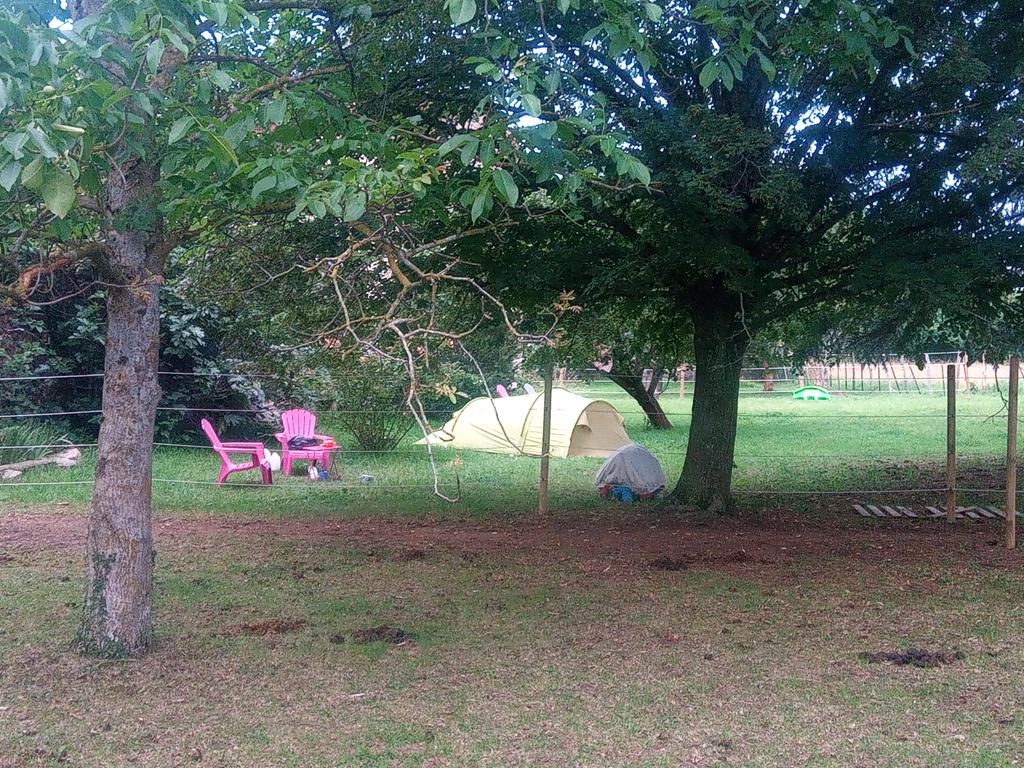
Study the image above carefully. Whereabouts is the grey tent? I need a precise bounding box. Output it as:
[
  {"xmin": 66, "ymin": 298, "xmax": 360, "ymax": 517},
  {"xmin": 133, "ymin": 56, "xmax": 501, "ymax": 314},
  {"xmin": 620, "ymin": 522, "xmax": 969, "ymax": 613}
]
[{"xmin": 594, "ymin": 443, "xmax": 667, "ymax": 498}]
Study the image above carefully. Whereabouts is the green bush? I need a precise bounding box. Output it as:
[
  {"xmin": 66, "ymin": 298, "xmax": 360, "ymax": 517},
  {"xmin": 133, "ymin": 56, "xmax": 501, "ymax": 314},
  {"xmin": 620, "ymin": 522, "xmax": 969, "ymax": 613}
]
[{"xmin": 328, "ymin": 357, "xmax": 415, "ymax": 452}]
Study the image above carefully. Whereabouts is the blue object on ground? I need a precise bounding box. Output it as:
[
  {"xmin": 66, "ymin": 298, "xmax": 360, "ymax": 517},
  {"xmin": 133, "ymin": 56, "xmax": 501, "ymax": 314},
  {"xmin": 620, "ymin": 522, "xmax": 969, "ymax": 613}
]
[{"xmin": 611, "ymin": 485, "xmax": 636, "ymax": 503}]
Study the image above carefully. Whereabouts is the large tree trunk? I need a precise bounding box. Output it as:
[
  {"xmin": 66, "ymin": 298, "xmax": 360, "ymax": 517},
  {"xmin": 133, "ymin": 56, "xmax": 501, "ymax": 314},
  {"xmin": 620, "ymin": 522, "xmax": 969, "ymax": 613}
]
[
  {"xmin": 605, "ymin": 369, "xmax": 673, "ymax": 429},
  {"xmin": 76, "ymin": 164, "xmax": 164, "ymax": 657},
  {"xmin": 671, "ymin": 294, "xmax": 749, "ymax": 512}
]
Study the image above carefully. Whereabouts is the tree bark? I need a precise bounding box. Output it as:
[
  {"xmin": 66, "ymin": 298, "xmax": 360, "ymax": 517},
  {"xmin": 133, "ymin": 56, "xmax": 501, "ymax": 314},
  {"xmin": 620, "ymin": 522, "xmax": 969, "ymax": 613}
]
[
  {"xmin": 76, "ymin": 162, "xmax": 164, "ymax": 657},
  {"xmin": 605, "ymin": 369, "xmax": 673, "ymax": 429},
  {"xmin": 671, "ymin": 293, "xmax": 749, "ymax": 512}
]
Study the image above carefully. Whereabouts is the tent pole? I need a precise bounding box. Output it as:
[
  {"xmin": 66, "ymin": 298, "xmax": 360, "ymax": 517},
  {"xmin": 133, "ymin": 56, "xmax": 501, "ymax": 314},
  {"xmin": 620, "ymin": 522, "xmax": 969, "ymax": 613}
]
[
  {"xmin": 946, "ymin": 364, "xmax": 957, "ymax": 523},
  {"xmin": 539, "ymin": 366, "xmax": 554, "ymax": 514},
  {"xmin": 1006, "ymin": 356, "xmax": 1019, "ymax": 550}
]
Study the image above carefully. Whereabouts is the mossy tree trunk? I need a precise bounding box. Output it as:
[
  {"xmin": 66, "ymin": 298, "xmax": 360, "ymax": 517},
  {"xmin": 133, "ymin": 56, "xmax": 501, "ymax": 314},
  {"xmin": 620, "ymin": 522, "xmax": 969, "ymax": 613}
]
[{"xmin": 76, "ymin": 162, "xmax": 165, "ymax": 657}]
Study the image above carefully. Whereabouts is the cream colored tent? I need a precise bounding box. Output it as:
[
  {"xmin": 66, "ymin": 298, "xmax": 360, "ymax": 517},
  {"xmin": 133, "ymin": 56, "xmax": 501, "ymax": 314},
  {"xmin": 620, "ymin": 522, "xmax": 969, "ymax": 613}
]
[{"xmin": 417, "ymin": 388, "xmax": 631, "ymax": 458}]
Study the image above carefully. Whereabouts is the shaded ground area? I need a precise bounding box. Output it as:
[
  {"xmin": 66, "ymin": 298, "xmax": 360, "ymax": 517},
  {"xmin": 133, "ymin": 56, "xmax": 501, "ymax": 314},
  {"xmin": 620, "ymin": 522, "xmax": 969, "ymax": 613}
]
[
  {"xmin": 2, "ymin": 505, "xmax": 1021, "ymax": 579},
  {"xmin": 3, "ymin": 506, "xmax": 1024, "ymax": 767}
]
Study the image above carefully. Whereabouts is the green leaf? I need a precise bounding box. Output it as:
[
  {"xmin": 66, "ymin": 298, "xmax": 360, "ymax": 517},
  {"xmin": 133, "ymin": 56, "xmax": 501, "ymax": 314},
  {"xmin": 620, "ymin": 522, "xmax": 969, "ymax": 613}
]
[
  {"xmin": 80, "ymin": 165, "xmax": 100, "ymax": 194},
  {"xmin": 629, "ymin": 158, "xmax": 651, "ymax": 186},
  {"xmin": 343, "ymin": 190, "xmax": 367, "ymax": 222},
  {"xmin": 2, "ymin": 131, "xmax": 29, "ymax": 159},
  {"xmin": 644, "ymin": 3, "xmax": 663, "ymax": 22},
  {"xmin": 492, "ymin": 168, "xmax": 518, "ymax": 206},
  {"xmin": 167, "ymin": 116, "xmax": 193, "ymax": 144},
  {"xmin": 459, "ymin": 136, "xmax": 480, "ymax": 166},
  {"xmin": 146, "ymin": 38, "xmax": 165, "ymax": 75},
  {"xmin": 265, "ymin": 97, "xmax": 287, "ymax": 125},
  {"xmin": 557, "ymin": 0, "xmax": 570, "ymax": 13},
  {"xmin": 448, "ymin": 0, "xmax": 477, "ymax": 25},
  {"xmin": 521, "ymin": 92, "xmax": 542, "ymax": 117},
  {"xmin": 20, "ymin": 157, "xmax": 44, "ymax": 190},
  {"xmin": 544, "ymin": 69, "xmax": 561, "ymax": 94},
  {"xmin": 164, "ymin": 30, "xmax": 189, "ymax": 54},
  {"xmin": 26, "ymin": 124, "xmax": 57, "ymax": 159},
  {"xmin": 251, "ymin": 174, "xmax": 277, "ymax": 199},
  {"xmin": 209, "ymin": 69, "xmax": 233, "ymax": 91},
  {"xmin": 438, "ymin": 133, "xmax": 475, "ymax": 158},
  {"xmin": 470, "ymin": 188, "xmax": 488, "ymax": 221},
  {"xmin": 534, "ymin": 121, "xmax": 557, "ymax": 140},
  {"xmin": 134, "ymin": 91, "xmax": 154, "ymax": 116},
  {"xmin": 757, "ymin": 51, "xmax": 776, "ymax": 81},
  {"xmin": 0, "ymin": 161, "xmax": 20, "ymax": 192},
  {"xmin": 699, "ymin": 60, "xmax": 718, "ymax": 89},
  {"xmin": 40, "ymin": 167, "xmax": 76, "ymax": 218},
  {"xmin": 720, "ymin": 61, "xmax": 734, "ymax": 90},
  {"xmin": 207, "ymin": 132, "xmax": 239, "ymax": 166},
  {"xmin": 309, "ymin": 198, "xmax": 327, "ymax": 218}
]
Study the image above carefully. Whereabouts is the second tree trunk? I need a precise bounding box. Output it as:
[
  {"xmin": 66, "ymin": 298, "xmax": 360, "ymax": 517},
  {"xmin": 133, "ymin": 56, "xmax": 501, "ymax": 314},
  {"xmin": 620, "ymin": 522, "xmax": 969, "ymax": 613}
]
[{"xmin": 672, "ymin": 295, "xmax": 749, "ymax": 512}]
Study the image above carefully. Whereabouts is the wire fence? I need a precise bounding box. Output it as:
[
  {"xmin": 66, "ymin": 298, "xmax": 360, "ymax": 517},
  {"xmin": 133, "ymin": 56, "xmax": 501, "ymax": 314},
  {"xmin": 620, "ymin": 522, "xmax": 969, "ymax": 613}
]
[{"xmin": 1, "ymin": 366, "xmax": 1023, "ymax": 522}]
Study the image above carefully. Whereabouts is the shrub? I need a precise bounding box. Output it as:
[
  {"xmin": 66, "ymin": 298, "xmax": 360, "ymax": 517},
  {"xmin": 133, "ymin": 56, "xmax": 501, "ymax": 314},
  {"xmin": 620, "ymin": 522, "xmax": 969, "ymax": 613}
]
[{"xmin": 330, "ymin": 357, "xmax": 414, "ymax": 452}]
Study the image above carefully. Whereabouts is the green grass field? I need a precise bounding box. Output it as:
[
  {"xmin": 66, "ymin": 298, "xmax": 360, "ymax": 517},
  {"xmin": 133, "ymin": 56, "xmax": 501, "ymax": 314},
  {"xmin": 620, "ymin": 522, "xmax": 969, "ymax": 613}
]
[
  {"xmin": 0, "ymin": 388, "xmax": 1013, "ymax": 518},
  {"xmin": 3, "ymin": 389, "xmax": 1023, "ymax": 767}
]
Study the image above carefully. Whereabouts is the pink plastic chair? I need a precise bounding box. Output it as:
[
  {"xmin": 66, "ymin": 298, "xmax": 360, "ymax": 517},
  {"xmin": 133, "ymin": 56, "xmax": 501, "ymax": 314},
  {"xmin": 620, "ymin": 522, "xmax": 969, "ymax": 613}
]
[
  {"xmin": 275, "ymin": 408, "xmax": 336, "ymax": 476},
  {"xmin": 200, "ymin": 419, "xmax": 272, "ymax": 486},
  {"xmin": 496, "ymin": 384, "xmax": 509, "ymax": 398}
]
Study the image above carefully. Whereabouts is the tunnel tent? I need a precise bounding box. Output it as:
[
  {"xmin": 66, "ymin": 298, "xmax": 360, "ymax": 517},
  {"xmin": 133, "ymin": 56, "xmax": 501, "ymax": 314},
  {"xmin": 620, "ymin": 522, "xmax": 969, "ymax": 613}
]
[{"xmin": 416, "ymin": 388, "xmax": 631, "ymax": 458}]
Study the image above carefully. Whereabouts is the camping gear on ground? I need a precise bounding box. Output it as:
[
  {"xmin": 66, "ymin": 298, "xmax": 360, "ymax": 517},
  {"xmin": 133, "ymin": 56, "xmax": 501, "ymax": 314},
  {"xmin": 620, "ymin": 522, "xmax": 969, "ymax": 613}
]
[
  {"xmin": 262, "ymin": 449, "xmax": 282, "ymax": 472},
  {"xmin": 595, "ymin": 443, "xmax": 666, "ymax": 500},
  {"xmin": 276, "ymin": 408, "xmax": 337, "ymax": 475},
  {"xmin": 201, "ymin": 419, "xmax": 273, "ymax": 486},
  {"xmin": 604, "ymin": 485, "xmax": 637, "ymax": 502},
  {"xmin": 417, "ymin": 388, "xmax": 631, "ymax": 457},
  {"xmin": 793, "ymin": 385, "xmax": 831, "ymax": 401},
  {"xmin": 358, "ymin": 473, "xmax": 375, "ymax": 484}
]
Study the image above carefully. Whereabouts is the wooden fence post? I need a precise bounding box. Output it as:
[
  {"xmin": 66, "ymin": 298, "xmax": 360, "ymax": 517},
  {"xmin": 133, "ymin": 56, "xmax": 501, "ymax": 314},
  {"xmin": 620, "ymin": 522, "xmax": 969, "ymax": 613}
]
[
  {"xmin": 946, "ymin": 364, "xmax": 956, "ymax": 522},
  {"xmin": 539, "ymin": 365, "xmax": 554, "ymax": 514},
  {"xmin": 1006, "ymin": 356, "xmax": 1019, "ymax": 549}
]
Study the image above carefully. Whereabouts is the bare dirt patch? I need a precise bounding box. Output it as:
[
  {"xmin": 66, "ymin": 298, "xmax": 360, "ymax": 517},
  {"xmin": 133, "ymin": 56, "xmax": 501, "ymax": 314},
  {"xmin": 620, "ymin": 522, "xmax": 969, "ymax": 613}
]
[
  {"xmin": 860, "ymin": 647, "xmax": 965, "ymax": 668},
  {"xmin": 3, "ymin": 504, "xmax": 1022, "ymax": 582},
  {"xmin": 222, "ymin": 618, "xmax": 307, "ymax": 637}
]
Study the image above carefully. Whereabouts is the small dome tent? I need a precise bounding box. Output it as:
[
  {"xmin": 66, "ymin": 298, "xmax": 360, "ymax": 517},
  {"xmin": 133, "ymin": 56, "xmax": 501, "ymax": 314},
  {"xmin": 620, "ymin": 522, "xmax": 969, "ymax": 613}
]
[{"xmin": 416, "ymin": 388, "xmax": 631, "ymax": 458}]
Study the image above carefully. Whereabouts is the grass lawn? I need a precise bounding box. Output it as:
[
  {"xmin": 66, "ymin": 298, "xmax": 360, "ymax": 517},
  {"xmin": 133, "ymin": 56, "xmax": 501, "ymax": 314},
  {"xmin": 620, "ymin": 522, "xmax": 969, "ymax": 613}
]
[
  {"xmin": 0, "ymin": 389, "xmax": 1015, "ymax": 518},
  {"xmin": 2, "ymin": 510, "xmax": 1023, "ymax": 767},
  {"xmin": 2, "ymin": 389, "xmax": 1022, "ymax": 767}
]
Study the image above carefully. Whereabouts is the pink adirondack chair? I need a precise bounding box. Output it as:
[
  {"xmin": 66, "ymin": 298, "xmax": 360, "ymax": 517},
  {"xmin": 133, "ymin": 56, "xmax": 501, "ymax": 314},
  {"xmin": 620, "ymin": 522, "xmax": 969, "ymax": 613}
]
[
  {"xmin": 275, "ymin": 408, "xmax": 336, "ymax": 476},
  {"xmin": 200, "ymin": 419, "xmax": 273, "ymax": 486},
  {"xmin": 495, "ymin": 384, "xmax": 510, "ymax": 398}
]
